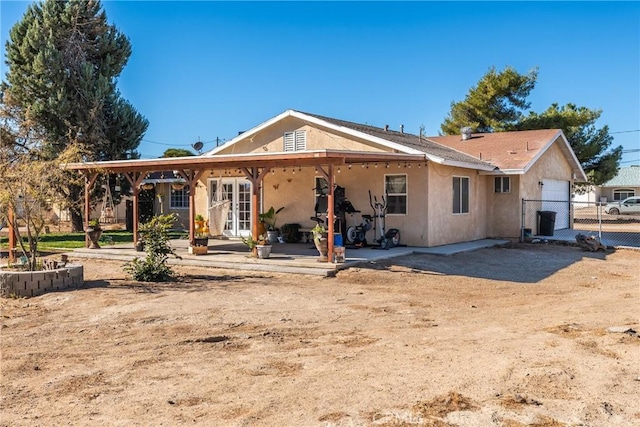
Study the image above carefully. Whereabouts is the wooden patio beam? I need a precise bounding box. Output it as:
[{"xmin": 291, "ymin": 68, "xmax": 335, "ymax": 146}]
[{"xmin": 84, "ymin": 172, "xmax": 100, "ymax": 248}]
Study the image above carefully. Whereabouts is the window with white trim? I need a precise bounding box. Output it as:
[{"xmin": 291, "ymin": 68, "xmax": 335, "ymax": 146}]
[
  {"xmin": 385, "ymin": 174, "xmax": 407, "ymax": 214},
  {"xmin": 170, "ymin": 187, "xmax": 190, "ymax": 208},
  {"xmin": 494, "ymin": 176, "xmax": 510, "ymax": 193},
  {"xmin": 453, "ymin": 176, "xmax": 470, "ymax": 214},
  {"xmin": 613, "ymin": 189, "xmax": 635, "ymax": 200},
  {"xmin": 283, "ymin": 130, "xmax": 306, "ymax": 151}
]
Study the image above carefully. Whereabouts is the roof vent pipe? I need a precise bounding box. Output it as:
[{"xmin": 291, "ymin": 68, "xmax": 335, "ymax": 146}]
[
  {"xmin": 400, "ymin": 124, "xmax": 404, "ymax": 134},
  {"xmin": 461, "ymin": 127, "xmax": 472, "ymax": 141},
  {"xmin": 384, "ymin": 124, "xmax": 389, "ymax": 131}
]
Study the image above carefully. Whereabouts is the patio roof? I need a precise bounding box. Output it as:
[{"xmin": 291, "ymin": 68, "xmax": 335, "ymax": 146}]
[{"xmin": 64, "ymin": 149, "xmax": 428, "ymax": 174}]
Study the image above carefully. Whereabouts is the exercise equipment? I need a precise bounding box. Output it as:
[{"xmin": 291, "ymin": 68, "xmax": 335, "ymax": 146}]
[
  {"xmin": 341, "ymin": 200, "xmax": 372, "ymax": 246},
  {"xmin": 369, "ymin": 190, "xmax": 400, "ymax": 249}
]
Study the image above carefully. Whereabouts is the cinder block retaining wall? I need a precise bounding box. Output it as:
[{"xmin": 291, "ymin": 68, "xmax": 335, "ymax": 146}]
[{"xmin": 0, "ymin": 265, "xmax": 84, "ymax": 298}]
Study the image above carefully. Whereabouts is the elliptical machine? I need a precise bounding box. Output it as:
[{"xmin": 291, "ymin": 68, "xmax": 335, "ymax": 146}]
[{"xmin": 369, "ymin": 190, "xmax": 400, "ymax": 249}]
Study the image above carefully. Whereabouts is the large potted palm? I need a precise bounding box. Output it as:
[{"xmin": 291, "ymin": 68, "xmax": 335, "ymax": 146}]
[{"xmin": 259, "ymin": 206, "xmax": 284, "ymax": 244}]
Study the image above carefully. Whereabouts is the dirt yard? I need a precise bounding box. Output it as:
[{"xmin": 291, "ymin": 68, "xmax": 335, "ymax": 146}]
[{"xmin": 1, "ymin": 244, "xmax": 638, "ymax": 426}]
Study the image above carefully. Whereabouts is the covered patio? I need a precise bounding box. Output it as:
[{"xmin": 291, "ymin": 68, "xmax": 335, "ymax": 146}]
[{"xmin": 52, "ymin": 150, "xmax": 427, "ymax": 265}]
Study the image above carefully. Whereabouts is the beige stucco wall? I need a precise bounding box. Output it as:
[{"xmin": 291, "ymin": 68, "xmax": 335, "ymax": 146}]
[
  {"xmin": 425, "ymin": 163, "xmax": 488, "ymax": 247},
  {"xmin": 486, "ymin": 174, "xmax": 521, "ymax": 239},
  {"xmin": 215, "ymin": 116, "xmax": 395, "ymax": 155},
  {"xmin": 193, "ymin": 164, "xmax": 432, "ymax": 246}
]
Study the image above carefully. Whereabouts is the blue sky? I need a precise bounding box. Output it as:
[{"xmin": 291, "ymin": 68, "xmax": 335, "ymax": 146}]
[{"xmin": 2, "ymin": 1, "xmax": 639, "ymax": 165}]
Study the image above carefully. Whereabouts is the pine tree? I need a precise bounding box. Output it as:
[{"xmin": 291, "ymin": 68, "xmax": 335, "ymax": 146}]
[
  {"xmin": 440, "ymin": 66, "xmax": 620, "ymax": 185},
  {"xmin": 2, "ymin": 0, "xmax": 148, "ymax": 230},
  {"xmin": 440, "ymin": 66, "xmax": 538, "ymax": 134}
]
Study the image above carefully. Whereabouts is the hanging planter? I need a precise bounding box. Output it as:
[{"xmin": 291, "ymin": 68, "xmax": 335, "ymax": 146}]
[
  {"xmin": 171, "ymin": 182, "xmax": 185, "ymax": 191},
  {"xmin": 140, "ymin": 182, "xmax": 155, "ymax": 191}
]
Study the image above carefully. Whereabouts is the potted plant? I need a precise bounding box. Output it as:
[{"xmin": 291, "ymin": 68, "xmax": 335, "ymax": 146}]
[
  {"xmin": 311, "ymin": 223, "xmax": 328, "ymax": 262},
  {"xmin": 190, "ymin": 214, "xmax": 209, "ymax": 255},
  {"xmin": 259, "ymin": 206, "xmax": 284, "ymax": 244},
  {"xmin": 241, "ymin": 233, "xmax": 271, "ymax": 258},
  {"xmin": 86, "ymin": 219, "xmax": 103, "ymax": 249},
  {"xmin": 194, "ymin": 214, "xmax": 206, "ymax": 233}
]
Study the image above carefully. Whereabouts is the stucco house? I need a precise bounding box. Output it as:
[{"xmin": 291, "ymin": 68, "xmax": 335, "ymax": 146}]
[
  {"xmin": 61, "ymin": 109, "xmax": 587, "ymax": 256},
  {"xmin": 188, "ymin": 110, "xmax": 587, "ymax": 246}
]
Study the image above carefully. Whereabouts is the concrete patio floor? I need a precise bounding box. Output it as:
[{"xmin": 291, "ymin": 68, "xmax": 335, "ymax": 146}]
[{"xmin": 70, "ymin": 238, "xmax": 511, "ymax": 277}]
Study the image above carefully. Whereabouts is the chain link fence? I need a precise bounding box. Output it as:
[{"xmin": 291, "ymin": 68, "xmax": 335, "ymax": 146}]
[{"xmin": 522, "ymin": 199, "xmax": 640, "ymax": 248}]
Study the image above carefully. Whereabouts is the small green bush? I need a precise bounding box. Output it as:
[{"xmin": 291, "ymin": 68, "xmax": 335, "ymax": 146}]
[{"xmin": 124, "ymin": 214, "xmax": 181, "ymax": 282}]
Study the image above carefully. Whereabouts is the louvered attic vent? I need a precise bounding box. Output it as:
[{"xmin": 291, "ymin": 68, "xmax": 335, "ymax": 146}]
[{"xmin": 283, "ymin": 130, "xmax": 306, "ymax": 152}]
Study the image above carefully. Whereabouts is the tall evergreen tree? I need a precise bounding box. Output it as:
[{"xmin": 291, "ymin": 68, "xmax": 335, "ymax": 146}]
[
  {"xmin": 440, "ymin": 66, "xmax": 621, "ymax": 185},
  {"xmin": 2, "ymin": 0, "xmax": 148, "ymax": 230},
  {"xmin": 441, "ymin": 66, "xmax": 538, "ymax": 134}
]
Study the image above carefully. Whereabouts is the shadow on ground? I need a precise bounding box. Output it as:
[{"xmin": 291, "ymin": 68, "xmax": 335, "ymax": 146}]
[{"xmin": 353, "ymin": 243, "xmax": 612, "ymax": 284}]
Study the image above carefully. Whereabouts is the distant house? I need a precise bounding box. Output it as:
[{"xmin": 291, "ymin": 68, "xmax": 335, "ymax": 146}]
[
  {"xmin": 598, "ymin": 166, "xmax": 640, "ymax": 202},
  {"xmin": 573, "ymin": 166, "xmax": 640, "ymax": 204}
]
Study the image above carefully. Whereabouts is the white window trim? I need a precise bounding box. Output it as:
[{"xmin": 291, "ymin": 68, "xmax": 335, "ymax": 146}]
[
  {"xmin": 613, "ymin": 188, "xmax": 635, "ymax": 200},
  {"xmin": 170, "ymin": 187, "xmax": 190, "ymax": 209},
  {"xmin": 384, "ymin": 173, "xmax": 408, "ymax": 216},
  {"xmin": 494, "ymin": 176, "xmax": 511, "ymax": 193},
  {"xmin": 453, "ymin": 175, "xmax": 470, "ymax": 215}
]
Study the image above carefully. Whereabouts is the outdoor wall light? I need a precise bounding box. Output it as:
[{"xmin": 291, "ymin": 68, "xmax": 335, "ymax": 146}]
[{"xmin": 538, "ymin": 181, "xmax": 544, "ymax": 187}]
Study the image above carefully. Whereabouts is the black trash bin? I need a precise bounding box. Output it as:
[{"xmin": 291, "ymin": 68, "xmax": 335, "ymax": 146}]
[{"xmin": 537, "ymin": 211, "xmax": 556, "ymax": 236}]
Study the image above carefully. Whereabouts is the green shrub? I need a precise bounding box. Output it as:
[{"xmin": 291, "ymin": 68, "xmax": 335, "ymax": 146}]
[{"xmin": 124, "ymin": 214, "xmax": 181, "ymax": 282}]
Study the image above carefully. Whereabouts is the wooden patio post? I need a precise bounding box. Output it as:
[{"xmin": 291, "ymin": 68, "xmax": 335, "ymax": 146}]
[
  {"xmin": 7, "ymin": 207, "xmax": 16, "ymax": 263},
  {"xmin": 84, "ymin": 172, "xmax": 100, "ymax": 248},
  {"xmin": 241, "ymin": 166, "xmax": 271, "ymax": 243},
  {"xmin": 123, "ymin": 172, "xmax": 146, "ymax": 249},
  {"xmin": 327, "ymin": 164, "xmax": 334, "ymax": 263},
  {"xmin": 173, "ymin": 169, "xmax": 205, "ymax": 246}
]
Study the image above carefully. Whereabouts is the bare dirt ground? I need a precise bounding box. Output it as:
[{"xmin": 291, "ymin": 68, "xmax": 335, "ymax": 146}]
[{"xmin": 1, "ymin": 243, "xmax": 639, "ymax": 427}]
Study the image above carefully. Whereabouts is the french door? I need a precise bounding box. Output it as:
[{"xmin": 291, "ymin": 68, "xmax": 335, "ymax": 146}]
[{"xmin": 209, "ymin": 178, "xmax": 253, "ymax": 237}]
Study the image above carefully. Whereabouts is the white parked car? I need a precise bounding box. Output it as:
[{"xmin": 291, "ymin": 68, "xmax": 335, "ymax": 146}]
[{"xmin": 604, "ymin": 196, "xmax": 640, "ymax": 215}]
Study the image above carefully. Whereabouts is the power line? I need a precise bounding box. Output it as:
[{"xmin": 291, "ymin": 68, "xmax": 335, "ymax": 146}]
[
  {"xmin": 611, "ymin": 129, "xmax": 640, "ymax": 134},
  {"xmin": 140, "ymin": 137, "xmax": 226, "ymax": 148}
]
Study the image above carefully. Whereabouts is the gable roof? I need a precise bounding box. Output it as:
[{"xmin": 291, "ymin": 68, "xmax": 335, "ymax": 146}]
[
  {"xmin": 600, "ymin": 166, "xmax": 640, "ymax": 187},
  {"xmin": 427, "ymin": 129, "xmax": 588, "ymax": 181},
  {"xmin": 205, "ymin": 110, "xmax": 495, "ymax": 171},
  {"xmin": 204, "ymin": 109, "xmax": 587, "ymax": 180}
]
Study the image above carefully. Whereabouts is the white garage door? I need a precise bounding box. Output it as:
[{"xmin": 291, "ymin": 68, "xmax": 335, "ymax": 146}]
[{"xmin": 542, "ymin": 179, "xmax": 570, "ymax": 229}]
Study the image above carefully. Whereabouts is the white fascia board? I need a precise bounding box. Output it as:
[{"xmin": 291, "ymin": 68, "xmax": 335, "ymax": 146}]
[
  {"xmin": 203, "ymin": 110, "xmax": 296, "ymax": 156},
  {"xmin": 427, "ymin": 154, "xmax": 496, "ymax": 171},
  {"xmin": 290, "ymin": 111, "xmax": 424, "ymax": 155},
  {"xmin": 479, "ymin": 169, "xmax": 525, "ymax": 175}
]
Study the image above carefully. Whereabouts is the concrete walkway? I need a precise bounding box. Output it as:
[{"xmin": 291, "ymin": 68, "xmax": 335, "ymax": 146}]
[{"xmin": 70, "ymin": 238, "xmax": 510, "ymax": 277}]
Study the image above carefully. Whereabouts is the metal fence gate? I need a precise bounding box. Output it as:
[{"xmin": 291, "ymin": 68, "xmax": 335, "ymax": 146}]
[{"xmin": 522, "ymin": 199, "xmax": 640, "ymax": 248}]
